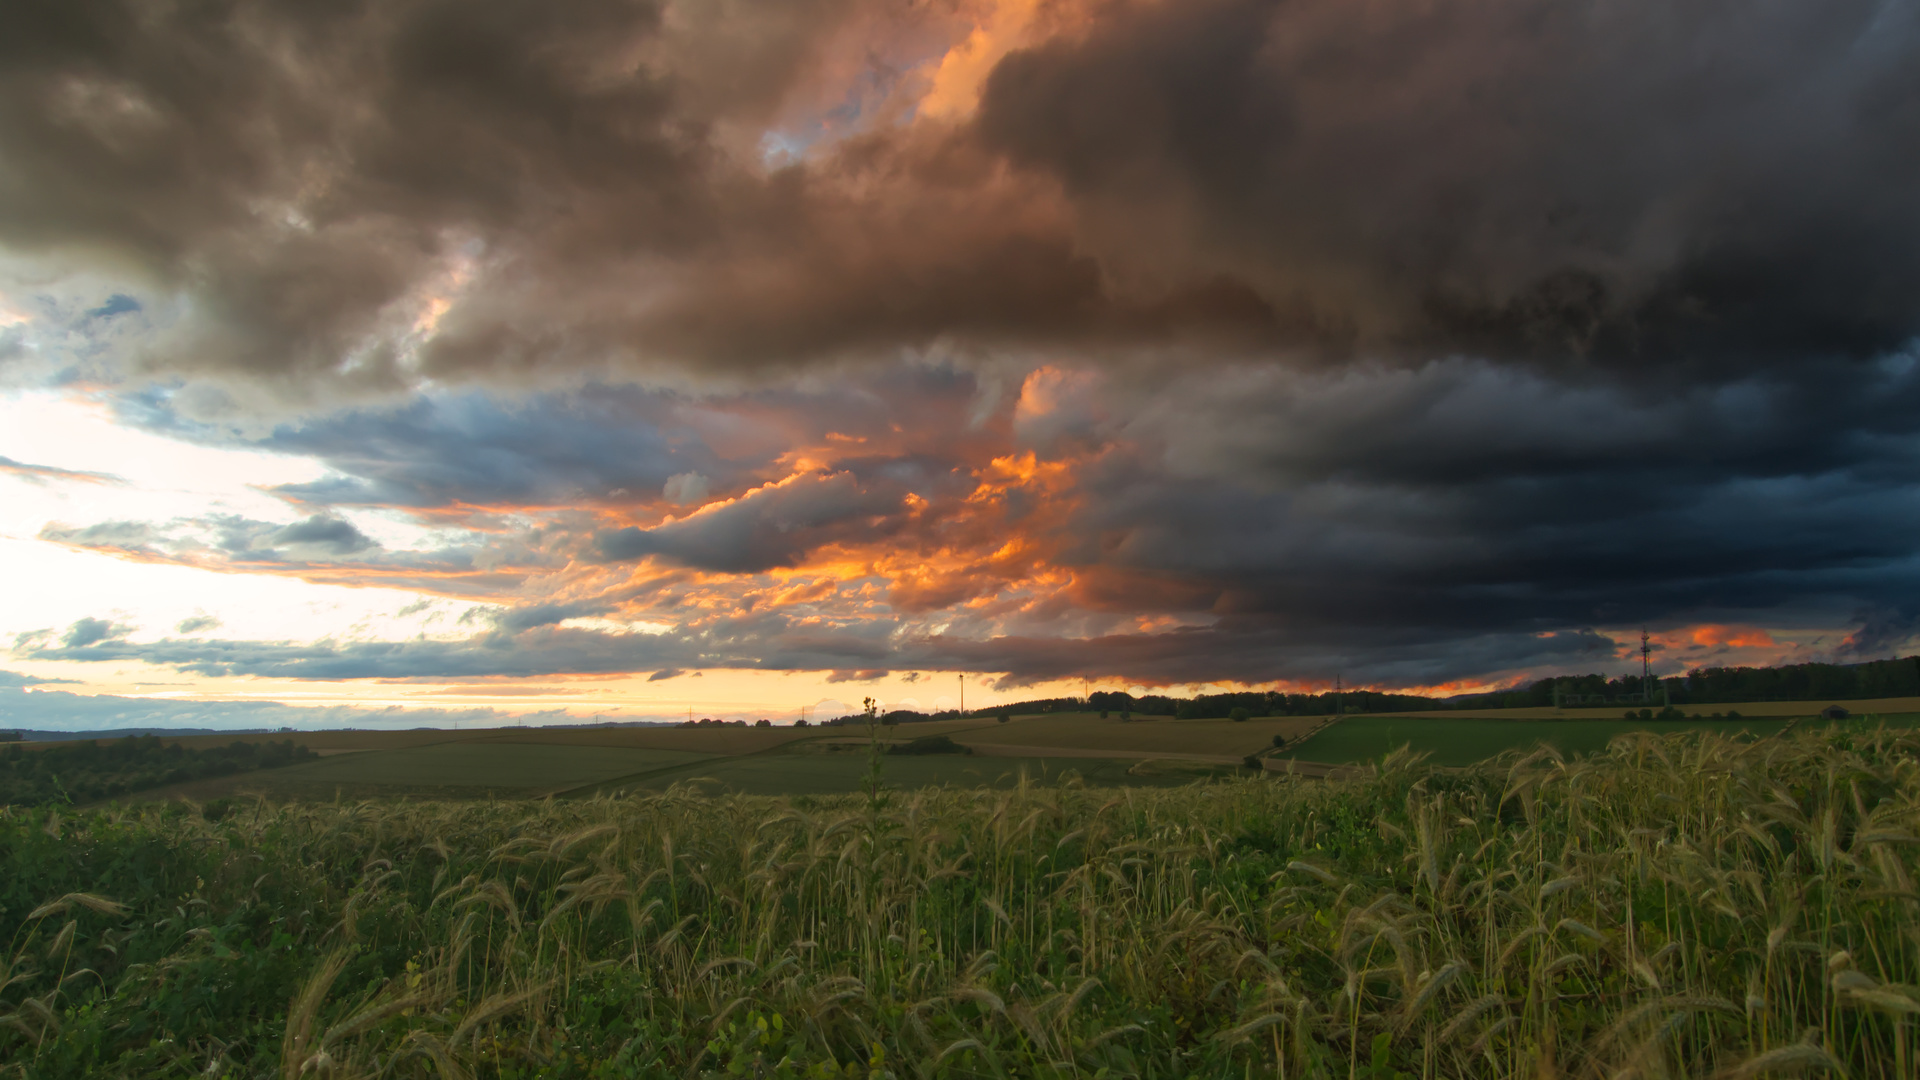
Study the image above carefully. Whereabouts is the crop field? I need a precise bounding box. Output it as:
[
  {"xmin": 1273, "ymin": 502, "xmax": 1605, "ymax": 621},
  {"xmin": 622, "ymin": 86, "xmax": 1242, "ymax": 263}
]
[
  {"xmin": 6, "ymin": 725, "xmax": 1919, "ymax": 1078},
  {"xmin": 1368, "ymin": 694, "xmax": 1920, "ymax": 721},
  {"xmin": 37, "ymin": 705, "xmax": 1917, "ymax": 805},
  {"xmin": 258, "ymin": 743, "xmax": 718, "ymax": 795},
  {"xmin": 591, "ymin": 751, "xmax": 1235, "ymax": 797},
  {"xmin": 942, "ymin": 713, "xmax": 1321, "ymax": 757},
  {"xmin": 1284, "ymin": 712, "xmax": 1920, "ymax": 766}
]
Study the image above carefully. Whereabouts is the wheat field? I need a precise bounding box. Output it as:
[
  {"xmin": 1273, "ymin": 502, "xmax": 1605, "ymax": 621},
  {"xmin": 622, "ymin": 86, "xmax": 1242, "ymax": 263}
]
[{"xmin": 3, "ymin": 725, "xmax": 1917, "ymax": 1078}]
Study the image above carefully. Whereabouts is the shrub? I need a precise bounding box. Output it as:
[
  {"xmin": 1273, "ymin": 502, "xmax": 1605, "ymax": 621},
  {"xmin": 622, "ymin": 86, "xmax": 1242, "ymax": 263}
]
[
  {"xmin": 1229, "ymin": 707, "xmax": 1250, "ymax": 722},
  {"xmin": 887, "ymin": 735, "xmax": 972, "ymax": 756},
  {"xmin": 997, "ymin": 712, "xmax": 1010, "ymax": 724},
  {"xmin": 1271, "ymin": 734, "xmax": 1287, "ymax": 748}
]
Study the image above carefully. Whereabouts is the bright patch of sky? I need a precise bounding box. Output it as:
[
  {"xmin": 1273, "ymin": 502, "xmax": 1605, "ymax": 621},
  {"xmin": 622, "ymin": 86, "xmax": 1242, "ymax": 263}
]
[{"xmin": 0, "ymin": 391, "xmax": 486, "ymax": 650}]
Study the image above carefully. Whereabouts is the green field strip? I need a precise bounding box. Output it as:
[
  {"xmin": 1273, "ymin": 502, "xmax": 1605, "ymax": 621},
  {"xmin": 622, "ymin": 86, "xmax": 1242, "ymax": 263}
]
[
  {"xmin": 1280, "ymin": 712, "xmax": 1920, "ymax": 767},
  {"xmin": 257, "ymin": 742, "xmax": 718, "ymax": 792}
]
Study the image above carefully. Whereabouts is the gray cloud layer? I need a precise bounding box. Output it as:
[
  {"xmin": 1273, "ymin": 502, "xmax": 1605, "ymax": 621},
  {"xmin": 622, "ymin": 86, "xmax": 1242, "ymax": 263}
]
[
  {"xmin": 7, "ymin": 0, "xmax": 1920, "ymax": 687},
  {"xmin": 5, "ymin": 0, "xmax": 1915, "ymax": 395}
]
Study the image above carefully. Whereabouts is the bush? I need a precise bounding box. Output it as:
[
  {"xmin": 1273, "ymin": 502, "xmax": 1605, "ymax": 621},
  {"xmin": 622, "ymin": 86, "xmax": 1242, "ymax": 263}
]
[
  {"xmin": 1229, "ymin": 707, "xmax": 1250, "ymax": 722},
  {"xmin": 1242, "ymin": 754, "xmax": 1263, "ymax": 769},
  {"xmin": 1639, "ymin": 708, "xmax": 1654, "ymax": 721},
  {"xmin": 888, "ymin": 735, "xmax": 972, "ymax": 756},
  {"xmin": 1271, "ymin": 734, "xmax": 1287, "ymax": 748},
  {"xmin": 997, "ymin": 713, "xmax": 1010, "ymax": 724}
]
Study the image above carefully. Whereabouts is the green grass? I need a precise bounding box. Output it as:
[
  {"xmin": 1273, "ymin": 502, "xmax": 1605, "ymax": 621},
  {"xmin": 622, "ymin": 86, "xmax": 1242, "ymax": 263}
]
[
  {"xmin": 6, "ymin": 726, "xmax": 1918, "ymax": 1078},
  {"xmin": 254, "ymin": 742, "xmax": 717, "ymax": 792},
  {"xmin": 595, "ymin": 749, "xmax": 1237, "ymax": 796},
  {"xmin": 1285, "ymin": 713, "xmax": 1920, "ymax": 765}
]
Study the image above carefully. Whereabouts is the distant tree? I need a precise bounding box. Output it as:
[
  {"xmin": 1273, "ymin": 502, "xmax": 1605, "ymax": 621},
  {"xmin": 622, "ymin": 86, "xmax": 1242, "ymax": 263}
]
[
  {"xmin": 795, "ymin": 718, "xmax": 810, "ymax": 727},
  {"xmin": 1242, "ymin": 754, "xmax": 1263, "ymax": 770},
  {"xmin": 1120, "ymin": 709, "xmax": 1131, "ymax": 722},
  {"xmin": 1271, "ymin": 734, "xmax": 1286, "ymax": 748},
  {"xmin": 1098, "ymin": 709, "xmax": 1109, "ymax": 719},
  {"xmin": 1639, "ymin": 708, "xmax": 1653, "ymax": 721},
  {"xmin": 1229, "ymin": 707, "xmax": 1250, "ymax": 723},
  {"xmin": 997, "ymin": 712, "xmax": 1010, "ymax": 724}
]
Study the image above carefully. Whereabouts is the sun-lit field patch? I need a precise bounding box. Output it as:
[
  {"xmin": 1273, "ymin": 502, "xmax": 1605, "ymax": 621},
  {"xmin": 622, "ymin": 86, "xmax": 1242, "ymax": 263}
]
[
  {"xmin": 1287, "ymin": 712, "xmax": 1920, "ymax": 766},
  {"xmin": 5, "ymin": 727, "xmax": 1918, "ymax": 1078}
]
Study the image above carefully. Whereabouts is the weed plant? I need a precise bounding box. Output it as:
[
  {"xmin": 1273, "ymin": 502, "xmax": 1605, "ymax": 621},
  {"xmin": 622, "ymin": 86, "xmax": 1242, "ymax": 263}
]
[{"xmin": 2, "ymin": 726, "xmax": 1918, "ymax": 1078}]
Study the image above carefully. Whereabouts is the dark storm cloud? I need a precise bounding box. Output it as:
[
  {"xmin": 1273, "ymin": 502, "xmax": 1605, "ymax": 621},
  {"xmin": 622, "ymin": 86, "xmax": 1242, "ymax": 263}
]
[
  {"xmin": 10, "ymin": 611, "xmax": 1624, "ymax": 689},
  {"xmin": 595, "ymin": 471, "xmax": 911, "ymax": 571},
  {"xmin": 110, "ymin": 370, "xmax": 981, "ymax": 512},
  {"xmin": 1034, "ymin": 354, "xmax": 1920, "ymax": 647},
  {"xmin": 10, "ymin": 0, "xmax": 1913, "ymax": 391},
  {"xmin": 976, "ymin": 0, "xmax": 1920, "ymax": 369},
  {"xmin": 9, "ymin": 0, "xmax": 1920, "ymax": 690},
  {"xmin": 121, "ymin": 388, "xmax": 711, "ymax": 509}
]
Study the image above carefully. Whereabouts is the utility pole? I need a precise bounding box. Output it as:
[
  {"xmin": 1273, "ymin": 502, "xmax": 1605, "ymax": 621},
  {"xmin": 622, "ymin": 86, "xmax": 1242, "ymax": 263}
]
[
  {"xmin": 1641, "ymin": 628, "xmax": 1653, "ymax": 698},
  {"xmin": 959, "ymin": 674, "xmax": 965, "ymax": 715}
]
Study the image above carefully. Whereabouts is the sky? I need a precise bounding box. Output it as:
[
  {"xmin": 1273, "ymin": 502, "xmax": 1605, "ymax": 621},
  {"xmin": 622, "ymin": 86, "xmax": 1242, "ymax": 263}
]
[{"xmin": 3, "ymin": 0, "xmax": 1919, "ymax": 731}]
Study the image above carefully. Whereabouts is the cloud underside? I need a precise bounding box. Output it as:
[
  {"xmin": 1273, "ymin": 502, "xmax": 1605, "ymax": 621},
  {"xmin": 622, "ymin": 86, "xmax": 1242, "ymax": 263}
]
[
  {"xmin": 2, "ymin": 0, "xmax": 1915, "ymax": 391},
  {"xmin": 22, "ymin": 621, "xmax": 1625, "ymax": 690},
  {"xmin": 6, "ymin": 0, "xmax": 1920, "ymax": 686},
  {"xmin": 23, "ymin": 350, "xmax": 1920, "ymax": 685}
]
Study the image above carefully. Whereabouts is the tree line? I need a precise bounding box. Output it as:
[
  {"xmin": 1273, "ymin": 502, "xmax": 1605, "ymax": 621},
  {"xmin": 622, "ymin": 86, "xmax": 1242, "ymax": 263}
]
[
  {"xmin": 865, "ymin": 655, "xmax": 1920, "ymax": 722},
  {"xmin": 1, "ymin": 735, "xmax": 316, "ymax": 806}
]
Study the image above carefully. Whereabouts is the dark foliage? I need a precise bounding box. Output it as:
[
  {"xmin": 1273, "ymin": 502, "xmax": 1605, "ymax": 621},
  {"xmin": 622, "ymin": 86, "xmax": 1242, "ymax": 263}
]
[
  {"xmin": 888, "ymin": 735, "xmax": 972, "ymax": 756},
  {"xmin": 0, "ymin": 737, "xmax": 315, "ymax": 806}
]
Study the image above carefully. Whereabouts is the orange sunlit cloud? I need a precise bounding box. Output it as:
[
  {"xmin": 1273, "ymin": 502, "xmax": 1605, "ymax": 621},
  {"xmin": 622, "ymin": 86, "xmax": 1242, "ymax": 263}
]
[{"xmin": 1672, "ymin": 624, "xmax": 1780, "ymax": 650}]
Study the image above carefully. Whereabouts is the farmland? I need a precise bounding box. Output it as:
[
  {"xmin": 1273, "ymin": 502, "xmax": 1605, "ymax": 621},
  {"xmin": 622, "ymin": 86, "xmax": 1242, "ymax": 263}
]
[
  {"xmin": 5, "ymin": 725, "xmax": 1918, "ymax": 1078},
  {"xmin": 34, "ymin": 703, "xmax": 1920, "ymax": 802}
]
